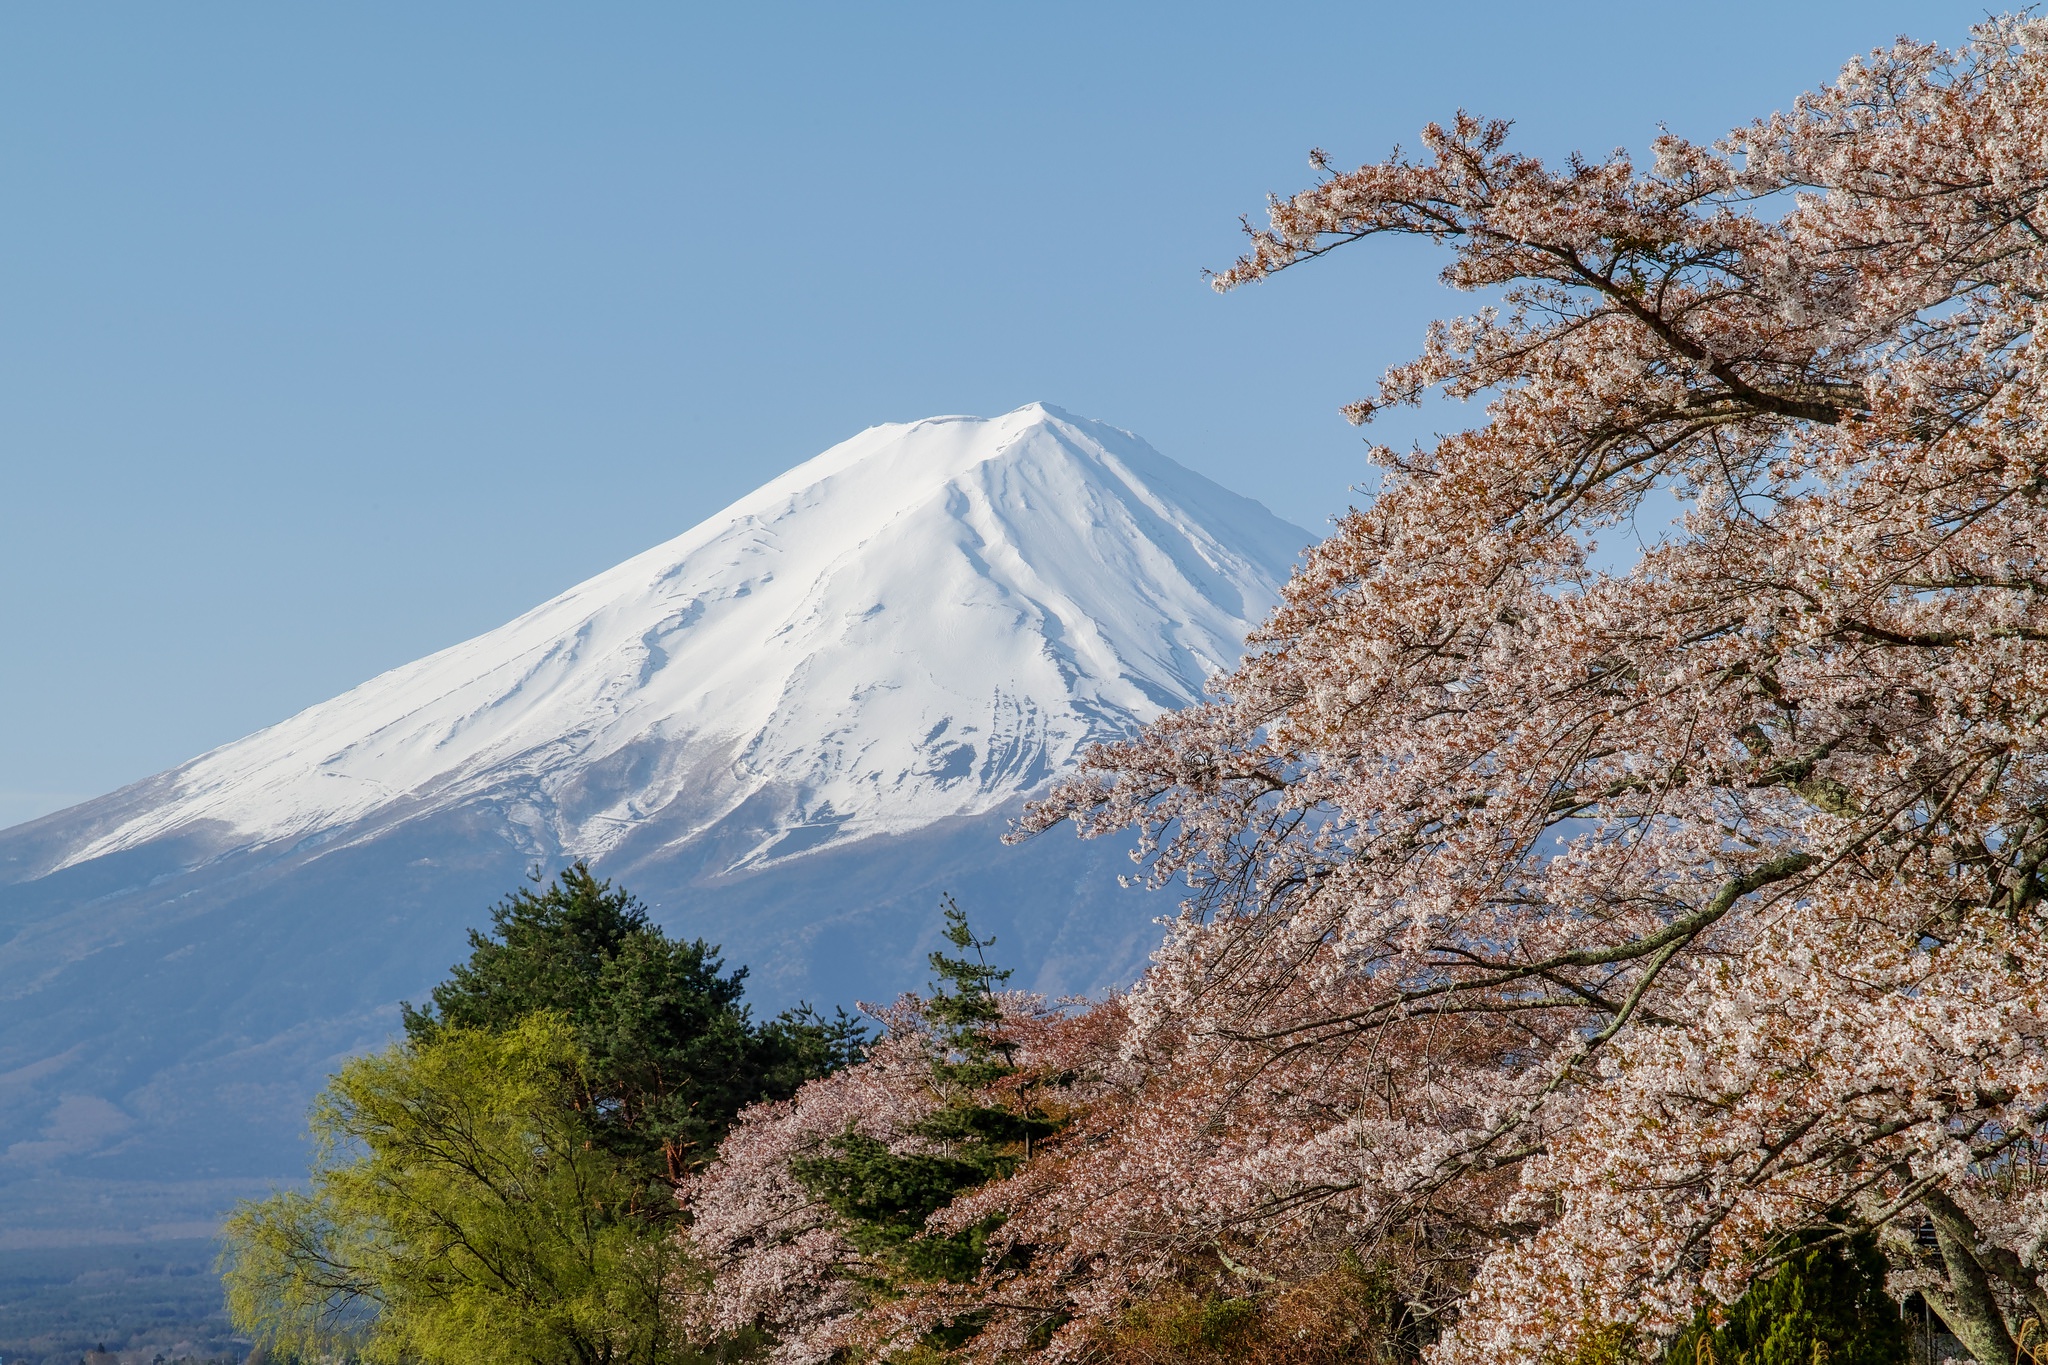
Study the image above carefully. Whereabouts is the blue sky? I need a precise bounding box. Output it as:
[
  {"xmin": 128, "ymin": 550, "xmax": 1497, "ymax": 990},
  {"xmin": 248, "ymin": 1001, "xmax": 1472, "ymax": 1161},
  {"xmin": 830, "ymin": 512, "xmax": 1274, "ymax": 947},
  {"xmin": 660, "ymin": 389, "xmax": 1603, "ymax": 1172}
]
[{"xmin": 0, "ymin": 2, "xmax": 1986, "ymax": 825}]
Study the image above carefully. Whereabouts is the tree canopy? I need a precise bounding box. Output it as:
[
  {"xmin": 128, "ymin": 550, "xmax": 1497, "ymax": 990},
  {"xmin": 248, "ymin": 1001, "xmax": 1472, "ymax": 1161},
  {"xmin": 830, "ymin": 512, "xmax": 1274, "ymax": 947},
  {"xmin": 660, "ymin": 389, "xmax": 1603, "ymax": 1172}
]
[
  {"xmin": 404, "ymin": 862, "xmax": 862, "ymax": 1190},
  {"xmin": 223, "ymin": 1015, "xmax": 678, "ymax": 1365},
  {"xmin": 681, "ymin": 903, "xmax": 1071, "ymax": 1357}
]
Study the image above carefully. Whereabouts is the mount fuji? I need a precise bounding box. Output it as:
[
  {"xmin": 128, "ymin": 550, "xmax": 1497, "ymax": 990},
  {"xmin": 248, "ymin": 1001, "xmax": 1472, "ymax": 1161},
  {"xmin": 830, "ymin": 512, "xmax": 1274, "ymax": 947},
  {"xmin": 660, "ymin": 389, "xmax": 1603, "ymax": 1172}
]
[{"xmin": 0, "ymin": 403, "xmax": 1306, "ymax": 1240}]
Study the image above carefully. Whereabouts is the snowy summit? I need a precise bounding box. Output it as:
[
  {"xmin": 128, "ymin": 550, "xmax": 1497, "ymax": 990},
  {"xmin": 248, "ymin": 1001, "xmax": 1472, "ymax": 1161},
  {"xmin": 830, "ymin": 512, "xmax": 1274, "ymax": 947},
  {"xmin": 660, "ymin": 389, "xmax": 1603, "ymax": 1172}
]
[{"xmin": 47, "ymin": 403, "xmax": 1301, "ymax": 877}]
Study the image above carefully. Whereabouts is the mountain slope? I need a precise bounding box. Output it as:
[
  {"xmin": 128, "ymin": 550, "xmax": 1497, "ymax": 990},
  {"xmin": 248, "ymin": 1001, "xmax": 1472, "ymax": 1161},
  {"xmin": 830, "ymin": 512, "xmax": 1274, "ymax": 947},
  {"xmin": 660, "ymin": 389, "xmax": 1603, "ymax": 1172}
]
[
  {"xmin": 24, "ymin": 403, "xmax": 1293, "ymax": 879},
  {"xmin": 0, "ymin": 404, "xmax": 1305, "ymax": 1239}
]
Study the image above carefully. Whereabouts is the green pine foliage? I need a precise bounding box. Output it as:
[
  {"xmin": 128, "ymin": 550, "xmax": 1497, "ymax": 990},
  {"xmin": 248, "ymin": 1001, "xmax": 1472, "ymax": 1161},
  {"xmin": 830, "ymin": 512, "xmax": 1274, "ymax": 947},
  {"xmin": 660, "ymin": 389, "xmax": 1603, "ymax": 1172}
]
[
  {"xmin": 1665, "ymin": 1235, "xmax": 1910, "ymax": 1365},
  {"xmin": 403, "ymin": 861, "xmax": 866, "ymax": 1193},
  {"xmin": 922, "ymin": 894, "xmax": 1018, "ymax": 1087},
  {"xmin": 789, "ymin": 899, "xmax": 1060, "ymax": 1296}
]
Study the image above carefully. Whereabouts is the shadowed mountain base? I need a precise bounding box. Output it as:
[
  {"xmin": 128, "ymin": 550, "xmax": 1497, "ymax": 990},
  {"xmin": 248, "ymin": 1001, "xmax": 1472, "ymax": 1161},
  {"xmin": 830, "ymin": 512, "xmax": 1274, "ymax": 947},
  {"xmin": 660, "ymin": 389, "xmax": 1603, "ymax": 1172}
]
[{"xmin": 0, "ymin": 799, "xmax": 1162, "ymax": 1241}]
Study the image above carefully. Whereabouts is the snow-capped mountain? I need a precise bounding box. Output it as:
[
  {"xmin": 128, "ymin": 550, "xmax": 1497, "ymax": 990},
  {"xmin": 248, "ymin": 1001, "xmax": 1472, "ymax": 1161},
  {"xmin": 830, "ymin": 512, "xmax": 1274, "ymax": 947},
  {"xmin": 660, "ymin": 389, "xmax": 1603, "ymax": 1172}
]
[
  {"xmin": 0, "ymin": 404, "xmax": 1306, "ymax": 1240},
  {"xmin": 35, "ymin": 404, "xmax": 1293, "ymax": 879}
]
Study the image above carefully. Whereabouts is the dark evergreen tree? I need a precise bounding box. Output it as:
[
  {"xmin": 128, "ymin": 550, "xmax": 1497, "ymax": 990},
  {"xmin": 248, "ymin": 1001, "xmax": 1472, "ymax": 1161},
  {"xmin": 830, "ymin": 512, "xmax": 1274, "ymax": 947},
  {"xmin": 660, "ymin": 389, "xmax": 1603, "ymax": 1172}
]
[
  {"xmin": 790, "ymin": 897, "xmax": 1058, "ymax": 1295},
  {"xmin": 403, "ymin": 862, "xmax": 865, "ymax": 1196},
  {"xmin": 922, "ymin": 894, "xmax": 1017, "ymax": 1085},
  {"xmin": 1666, "ymin": 1234, "xmax": 1911, "ymax": 1365}
]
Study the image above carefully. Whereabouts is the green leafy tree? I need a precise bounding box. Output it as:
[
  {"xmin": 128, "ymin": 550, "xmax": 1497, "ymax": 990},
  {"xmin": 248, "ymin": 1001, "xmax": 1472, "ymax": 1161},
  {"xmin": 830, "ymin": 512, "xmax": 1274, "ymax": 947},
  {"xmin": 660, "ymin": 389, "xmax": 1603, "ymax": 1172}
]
[
  {"xmin": 221, "ymin": 1015, "xmax": 683, "ymax": 1365},
  {"xmin": 1665, "ymin": 1235, "xmax": 1910, "ymax": 1365}
]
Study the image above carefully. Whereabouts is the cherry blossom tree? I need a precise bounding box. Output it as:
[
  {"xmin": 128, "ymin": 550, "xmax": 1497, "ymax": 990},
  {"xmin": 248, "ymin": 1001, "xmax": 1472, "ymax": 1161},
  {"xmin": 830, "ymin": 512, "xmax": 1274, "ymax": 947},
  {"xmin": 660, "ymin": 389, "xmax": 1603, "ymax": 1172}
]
[
  {"xmin": 680, "ymin": 987, "xmax": 1118, "ymax": 1359},
  {"xmin": 687, "ymin": 17, "xmax": 2048, "ymax": 1363},
  {"xmin": 678, "ymin": 1011, "xmax": 939, "ymax": 1356}
]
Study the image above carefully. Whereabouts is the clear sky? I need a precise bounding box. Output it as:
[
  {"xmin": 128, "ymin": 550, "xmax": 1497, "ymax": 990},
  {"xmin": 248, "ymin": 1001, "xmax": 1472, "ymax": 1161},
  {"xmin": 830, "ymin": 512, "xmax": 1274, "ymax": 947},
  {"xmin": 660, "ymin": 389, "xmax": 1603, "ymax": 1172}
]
[{"xmin": 0, "ymin": 2, "xmax": 1988, "ymax": 826}]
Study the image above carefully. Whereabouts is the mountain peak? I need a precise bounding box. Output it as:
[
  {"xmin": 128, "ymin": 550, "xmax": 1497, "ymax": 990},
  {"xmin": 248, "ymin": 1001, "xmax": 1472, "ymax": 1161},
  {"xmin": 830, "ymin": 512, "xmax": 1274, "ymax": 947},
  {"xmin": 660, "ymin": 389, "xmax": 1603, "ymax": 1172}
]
[
  {"xmin": 34, "ymin": 408, "xmax": 1305, "ymax": 879},
  {"xmin": 0, "ymin": 408, "xmax": 1306, "ymax": 1222}
]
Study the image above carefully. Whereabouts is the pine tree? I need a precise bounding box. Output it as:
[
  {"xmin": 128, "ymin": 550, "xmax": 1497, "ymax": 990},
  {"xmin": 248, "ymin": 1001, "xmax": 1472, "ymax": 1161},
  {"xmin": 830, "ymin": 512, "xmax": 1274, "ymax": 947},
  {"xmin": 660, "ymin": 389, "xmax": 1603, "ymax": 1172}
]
[
  {"xmin": 1666, "ymin": 1235, "xmax": 1910, "ymax": 1365},
  {"xmin": 789, "ymin": 898, "xmax": 1058, "ymax": 1292},
  {"xmin": 923, "ymin": 893, "xmax": 1016, "ymax": 1085},
  {"xmin": 403, "ymin": 861, "xmax": 865, "ymax": 1191}
]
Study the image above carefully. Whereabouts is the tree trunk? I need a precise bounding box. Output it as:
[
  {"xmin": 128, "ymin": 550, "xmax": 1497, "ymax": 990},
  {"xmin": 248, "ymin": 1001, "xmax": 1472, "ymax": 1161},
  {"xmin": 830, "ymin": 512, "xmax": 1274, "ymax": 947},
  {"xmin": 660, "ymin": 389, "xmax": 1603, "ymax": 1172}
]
[
  {"xmin": 1923, "ymin": 1188, "xmax": 2048, "ymax": 1334},
  {"xmin": 1930, "ymin": 1222, "xmax": 2019, "ymax": 1365}
]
